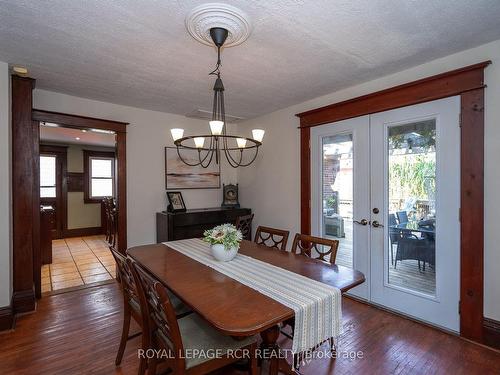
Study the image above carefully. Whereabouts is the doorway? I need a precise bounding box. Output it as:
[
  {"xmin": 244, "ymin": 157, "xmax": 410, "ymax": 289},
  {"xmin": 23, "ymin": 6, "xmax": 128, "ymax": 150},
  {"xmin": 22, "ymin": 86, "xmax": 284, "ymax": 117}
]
[
  {"xmin": 38, "ymin": 123, "xmax": 119, "ymax": 294},
  {"xmin": 311, "ymin": 97, "xmax": 460, "ymax": 332}
]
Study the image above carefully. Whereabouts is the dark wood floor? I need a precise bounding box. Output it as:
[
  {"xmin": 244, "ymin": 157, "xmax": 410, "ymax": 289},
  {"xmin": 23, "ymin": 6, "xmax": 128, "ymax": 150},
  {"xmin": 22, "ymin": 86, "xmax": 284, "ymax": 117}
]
[{"xmin": 1, "ymin": 283, "xmax": 499, "ymax": 375}]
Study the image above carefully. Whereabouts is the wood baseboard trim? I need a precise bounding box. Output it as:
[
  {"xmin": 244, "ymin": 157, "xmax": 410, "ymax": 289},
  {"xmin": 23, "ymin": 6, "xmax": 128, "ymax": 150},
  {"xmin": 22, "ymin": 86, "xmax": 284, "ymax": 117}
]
[
  {"xmin": 63, "ymin": 226, "xmax": 104, "ymax": 238},
  {"xmin": 0, "ymin": 305, "xmax": 14, "ymax": 331},
  {"xmin": 483, "ymin": 317, "xmax": 500, "ymax": 349},
  {"xmin": 12, "ymin": 289, "xmax": 36, "ymax": 314}
]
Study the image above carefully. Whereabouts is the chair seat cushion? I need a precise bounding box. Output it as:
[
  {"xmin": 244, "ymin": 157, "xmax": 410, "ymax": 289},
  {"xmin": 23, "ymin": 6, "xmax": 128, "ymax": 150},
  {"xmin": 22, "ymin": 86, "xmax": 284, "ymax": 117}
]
[
  {"xmin": 178, "ymin": 314, "xmax": 256, "ymax": 369},
  {"xmin": 168, "ymin": 290, "xmax": 191, "ymax": 316}
]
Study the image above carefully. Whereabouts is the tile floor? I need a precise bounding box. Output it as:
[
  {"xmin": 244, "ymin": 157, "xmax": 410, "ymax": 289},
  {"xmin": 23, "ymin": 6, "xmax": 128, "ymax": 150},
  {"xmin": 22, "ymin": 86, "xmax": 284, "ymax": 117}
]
[{"xmin": 41, "ymin": 235, "xmax": 116, "ymax": 293}]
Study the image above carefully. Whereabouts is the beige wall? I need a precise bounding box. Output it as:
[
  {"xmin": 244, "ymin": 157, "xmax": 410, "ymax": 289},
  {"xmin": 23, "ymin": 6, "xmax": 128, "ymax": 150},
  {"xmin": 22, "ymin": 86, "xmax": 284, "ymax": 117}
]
[
  {"xmin": 33, "ymin": 90, "xmax": 238, "ymax": 246},
  {"xmin": 65, "ymin": 144, "xmax": 114, "ymax": 229},
  {"xmin": 237, "ymin": 39, "xmax": 500, "ymax": 321},
  {"xmin": 0, "ymin": 62, "xmax": 11, "ymax": 307}
]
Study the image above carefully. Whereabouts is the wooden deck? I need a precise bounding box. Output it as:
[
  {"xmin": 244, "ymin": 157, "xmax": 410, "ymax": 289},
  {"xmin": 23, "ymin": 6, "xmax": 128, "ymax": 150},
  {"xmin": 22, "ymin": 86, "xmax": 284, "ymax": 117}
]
[
  {"xmin": 1, "ymin": 283, "xmax": 499, "ymax": 374},
  {"xmin": 330, "ymin": 221, "xmax": 436, "ymax": 296}
]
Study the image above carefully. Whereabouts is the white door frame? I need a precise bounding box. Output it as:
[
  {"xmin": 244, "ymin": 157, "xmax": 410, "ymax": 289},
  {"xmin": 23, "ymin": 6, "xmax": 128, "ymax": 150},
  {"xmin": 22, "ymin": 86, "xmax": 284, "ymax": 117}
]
[{"xmin": 311, "ymin": 116, "xmax": 371, "ymax": 300}]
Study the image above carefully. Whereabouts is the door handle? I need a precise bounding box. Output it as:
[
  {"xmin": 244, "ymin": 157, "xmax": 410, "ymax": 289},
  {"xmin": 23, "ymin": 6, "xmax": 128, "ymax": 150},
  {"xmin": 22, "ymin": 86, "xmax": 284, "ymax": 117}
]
[
  {"xmin": 372, "ymin": 220, "xmax": 384, "ymax": 228},
  {"xmin": 353, "ymin": 219, "xmax": 369, "ymax": 226}
]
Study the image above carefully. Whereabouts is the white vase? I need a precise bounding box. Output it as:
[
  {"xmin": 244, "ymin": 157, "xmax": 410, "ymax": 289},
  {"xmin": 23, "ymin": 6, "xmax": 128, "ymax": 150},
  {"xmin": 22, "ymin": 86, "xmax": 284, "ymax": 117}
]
[{"xmin": 210, "ymin": 243, "xmax": 239, "ymax": 262}]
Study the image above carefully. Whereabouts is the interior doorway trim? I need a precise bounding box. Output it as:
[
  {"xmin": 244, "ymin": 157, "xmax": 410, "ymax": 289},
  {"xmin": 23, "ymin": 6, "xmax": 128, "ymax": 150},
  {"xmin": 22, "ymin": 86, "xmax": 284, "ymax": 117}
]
[
  {"xmin": 296, "ymin": 61, "xmax": 491, "ymax": 343},
  {"xmin": 33, "ymin": 109, "xmax": 128, "ymax": 254}
]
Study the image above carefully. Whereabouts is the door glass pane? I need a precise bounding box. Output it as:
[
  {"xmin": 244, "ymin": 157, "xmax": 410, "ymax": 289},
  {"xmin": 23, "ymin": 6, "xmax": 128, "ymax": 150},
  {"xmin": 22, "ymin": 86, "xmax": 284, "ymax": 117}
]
[
  {"xmin": 40, "ymin": 155, "xmax": 55, "ymax": 186},
  {"xmin": 91, "ymin": 178, "xmax": 113, "ymax": 197},
  {"xmin": 387, "ymin": 120, "xmax": 436, "ymax": 296},
  {"xmin": 322, "ymin": 133, "xmax": 353, "ymax": 268},
  {"xmin": 40, "ymin": 187, "xmax": 56, "ymax": 198},
  {"xmin": 40, "ymin": 155, "xmax": 56, "ymax": 198}
]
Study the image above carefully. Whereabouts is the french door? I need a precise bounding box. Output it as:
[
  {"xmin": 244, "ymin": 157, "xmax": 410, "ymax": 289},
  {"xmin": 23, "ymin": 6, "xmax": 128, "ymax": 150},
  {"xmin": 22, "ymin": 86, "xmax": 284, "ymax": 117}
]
[{"xmin": 311, "ymin": 97, "xmax": 460, "ymax": 332}]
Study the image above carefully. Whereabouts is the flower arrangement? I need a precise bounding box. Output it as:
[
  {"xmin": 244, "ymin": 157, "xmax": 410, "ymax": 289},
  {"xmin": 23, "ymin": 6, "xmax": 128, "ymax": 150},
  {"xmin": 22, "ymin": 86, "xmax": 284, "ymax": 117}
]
[{"xmin": 203, "ymin": 223, "xmax": 243, "ymax": 250}]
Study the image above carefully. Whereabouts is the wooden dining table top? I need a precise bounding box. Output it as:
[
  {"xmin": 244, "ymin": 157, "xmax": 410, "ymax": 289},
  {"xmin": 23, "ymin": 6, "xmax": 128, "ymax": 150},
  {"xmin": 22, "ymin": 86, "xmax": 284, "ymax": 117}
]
[{"xmin": 127, "ymin": 240, "xmax": 365, "ymax": 337}]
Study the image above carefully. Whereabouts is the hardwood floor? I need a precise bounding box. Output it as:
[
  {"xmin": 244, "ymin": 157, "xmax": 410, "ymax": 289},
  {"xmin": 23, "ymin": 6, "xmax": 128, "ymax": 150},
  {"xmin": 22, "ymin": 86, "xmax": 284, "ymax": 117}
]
[{"xmin": 1, "ymin": 283, "xmax": 499, "ymax": 374}]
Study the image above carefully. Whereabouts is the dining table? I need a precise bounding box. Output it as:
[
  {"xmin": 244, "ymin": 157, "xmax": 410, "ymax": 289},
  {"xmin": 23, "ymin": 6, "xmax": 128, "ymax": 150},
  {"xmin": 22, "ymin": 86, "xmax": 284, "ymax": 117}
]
[{"xmin": 127, "ymin": 239, "xmax": 365, "ymax": 375}]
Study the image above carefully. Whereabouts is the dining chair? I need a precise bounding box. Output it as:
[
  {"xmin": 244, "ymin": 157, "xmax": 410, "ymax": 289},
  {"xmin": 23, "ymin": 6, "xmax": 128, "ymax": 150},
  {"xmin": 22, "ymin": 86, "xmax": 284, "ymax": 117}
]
[
  {"xmin": 109, "ymin": 248, "xmax": 145, "ymax": 371},
  {"xmin": 236, "ymin": 213, "xmax": 254, "ymax": 241},
  {"xmin": 103, "ymin": 197, "xmax": 113, "ymax": 244},
  {"xmin": 291, "ymin": 233, "xmax": 339, "ymax": 265},
  {"xmin": 130, "ymin": 261, "xmax": 258, "ymax": 375},
  {"xmin": 111, "ymin": 249, "xmax": 192, "ymax": 374},
  {"xmin": 254, "ymin": 226, "xmax": 290, "ymax": 251},
  {"xmin": 396, "ymin": 210, "xmax": 409, "ymax": 224}
]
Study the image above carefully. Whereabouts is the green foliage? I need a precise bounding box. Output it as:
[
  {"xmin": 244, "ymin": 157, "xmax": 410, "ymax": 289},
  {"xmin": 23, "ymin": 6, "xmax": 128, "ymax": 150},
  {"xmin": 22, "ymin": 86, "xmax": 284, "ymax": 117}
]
[
  {"xmin": 389, "ymin": 154, "xmax": 435, "ymax": 200},
  {"xmin": 326, "ymin": 196, "xmax": 336, "ymax": 208},
  {"xmin": 203, "ymin": 224, "xmax": 243, "ymax": 250}
]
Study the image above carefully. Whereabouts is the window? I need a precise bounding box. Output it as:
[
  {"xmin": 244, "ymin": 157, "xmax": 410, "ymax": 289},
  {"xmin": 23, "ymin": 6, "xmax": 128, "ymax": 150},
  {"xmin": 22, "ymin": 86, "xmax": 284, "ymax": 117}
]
[
  {"xmin": 40, "ymin": 155, "xmax": 56, "ymax": 198},
  {"xmin": 84, "ymin": 150, "xmax": 115, "ymax": 202}
]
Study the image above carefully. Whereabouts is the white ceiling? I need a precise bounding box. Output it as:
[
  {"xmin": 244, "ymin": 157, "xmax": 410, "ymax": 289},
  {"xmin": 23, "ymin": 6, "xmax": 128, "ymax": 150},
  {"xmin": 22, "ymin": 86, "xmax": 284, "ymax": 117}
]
[
  {"xmin": 40, "ymin": 125, "xmax": 116, "ymax": 147},
  {"xmin": 1, "ymin": 1, "xmax": 500, "ymax": 119}
]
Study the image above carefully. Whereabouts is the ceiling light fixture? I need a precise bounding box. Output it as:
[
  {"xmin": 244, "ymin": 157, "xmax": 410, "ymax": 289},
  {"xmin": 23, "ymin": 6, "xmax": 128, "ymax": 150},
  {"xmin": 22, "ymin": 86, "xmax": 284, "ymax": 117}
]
[
  {"xmin": 90, "ymin": 128, "xmax": 116, "ymax": 134},
  {"xmin": 40, "ymin": 122, "xmax": 59, "ymax": 128},
  {"xmin": 75, "ymin": 137, "xmax": 81, "ymax": 140},
  {"xmin": 171, "ymin": 7, "xmax": 262, "ymax": 168}
]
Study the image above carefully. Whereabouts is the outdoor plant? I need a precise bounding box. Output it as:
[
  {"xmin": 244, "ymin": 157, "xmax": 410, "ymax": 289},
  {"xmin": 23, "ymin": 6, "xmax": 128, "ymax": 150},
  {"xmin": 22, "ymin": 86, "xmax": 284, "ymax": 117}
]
[{"xmin": 203, "ymin": 224, "xmax": 243, "ymax": 250}]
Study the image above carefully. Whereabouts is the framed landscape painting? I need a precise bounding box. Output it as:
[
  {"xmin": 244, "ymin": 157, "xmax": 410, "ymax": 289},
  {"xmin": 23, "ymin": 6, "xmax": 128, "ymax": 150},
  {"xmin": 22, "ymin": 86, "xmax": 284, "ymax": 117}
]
[{"xmin": 165, "ymin": 147, "xmax": 220, "ymax": 189}]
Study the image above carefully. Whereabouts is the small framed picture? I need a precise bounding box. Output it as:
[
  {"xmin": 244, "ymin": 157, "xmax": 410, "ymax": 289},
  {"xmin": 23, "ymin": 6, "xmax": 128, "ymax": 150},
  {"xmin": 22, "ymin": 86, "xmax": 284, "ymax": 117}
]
[{"xmin": 166, "ymin": 191, "xmax": 187, "ymax": 213}]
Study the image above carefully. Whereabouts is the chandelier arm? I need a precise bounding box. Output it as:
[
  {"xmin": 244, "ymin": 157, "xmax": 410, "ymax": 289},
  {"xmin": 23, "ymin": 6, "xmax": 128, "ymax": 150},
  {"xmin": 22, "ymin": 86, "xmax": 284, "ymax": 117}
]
[
  {"xmin": 200, "ymin": 148, "xmax": 216, "ymax": 169},
  {"xmin": 235, "ymin": 146, "xmax": 260, "ymax": 167},
  {"xmin": 223, "ymin": 143, "xmax": 244, "ymax": 167},
  {"xmin": 176, "ymin": 146, "xmax": 203, "ymax": 167},
  {"xmin": 223, "ymin": 147, "xmax": 241, "ymax": 168}
]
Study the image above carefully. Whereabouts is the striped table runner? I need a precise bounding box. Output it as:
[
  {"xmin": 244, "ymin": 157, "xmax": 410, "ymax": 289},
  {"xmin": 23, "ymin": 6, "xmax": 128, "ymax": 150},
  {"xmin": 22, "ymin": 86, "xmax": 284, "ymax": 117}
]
[{"xmin": 164, "ymin": 238, "xmax": 342, "ymax": 355}]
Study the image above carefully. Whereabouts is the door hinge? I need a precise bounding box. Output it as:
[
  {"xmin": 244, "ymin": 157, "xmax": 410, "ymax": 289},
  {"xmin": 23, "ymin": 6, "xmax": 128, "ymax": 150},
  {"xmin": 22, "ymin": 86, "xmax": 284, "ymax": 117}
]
[
  {"xmin": 458, "ymin": 300, "xmax": 461, "ymax": 315},
  {"xmin": 459, "ymin": 113, "xmax": 462, "ymax": 128},
  {"xmin": 459, "ymin": 207, "xmax": 461, "ymax": 222}
]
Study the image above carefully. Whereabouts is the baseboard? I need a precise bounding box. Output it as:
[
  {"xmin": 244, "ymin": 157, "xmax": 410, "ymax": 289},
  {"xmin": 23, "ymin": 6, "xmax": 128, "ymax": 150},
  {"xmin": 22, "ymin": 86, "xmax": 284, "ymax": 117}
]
[
  {"xmin": 63, "ymin": 226, "xmax": 103, "ymax": 238},
  {"xmin": 0, "ymin": 305, "xmax": 14, "ymax": 331},
  {"xmin": 483, "ymin": 317, "xmax": 500, "ymax": 349},
  {"xmin": 12, "ymin": 289, "xmax": 36, "ymax": 313}
]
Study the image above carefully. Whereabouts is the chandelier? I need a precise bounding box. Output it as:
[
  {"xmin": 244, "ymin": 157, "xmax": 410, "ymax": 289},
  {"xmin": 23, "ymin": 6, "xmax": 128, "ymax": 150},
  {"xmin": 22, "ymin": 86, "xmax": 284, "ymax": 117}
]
[{"xmin": 170, "ymin": 27, "xmax": 264, "ymax": 168}]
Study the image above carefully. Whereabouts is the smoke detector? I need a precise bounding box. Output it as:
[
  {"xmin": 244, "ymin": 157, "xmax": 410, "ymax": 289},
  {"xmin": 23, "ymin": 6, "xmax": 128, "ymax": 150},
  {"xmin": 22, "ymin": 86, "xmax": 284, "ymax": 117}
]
[{"xmin": 185, "ymin": 3, "xmax": 252, "ymax": 47}]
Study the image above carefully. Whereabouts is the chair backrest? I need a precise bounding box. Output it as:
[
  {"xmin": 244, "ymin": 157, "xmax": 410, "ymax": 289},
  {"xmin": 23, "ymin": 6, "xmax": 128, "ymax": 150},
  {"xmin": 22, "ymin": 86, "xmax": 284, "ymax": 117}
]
[
  {"xmin": 235, "ymin": 213, "xmax": 254, "ymax": 241},
  {"xmin": 388, "ymin": 213, "xmax": 397, "ymax": 226},
  {"xmin": 109, "ymin": 248, "xmax": 140, "ymax": 308},
  {"xmin": 254, "ymin": 226, "xmax": 290, "ymax": 251},
  {"xmin": 130, "ymin": 260, "xmax": 185, "ymax": 372},
  {"xmin": 291, "ymin": 233, "xmax": 339, "ymax": 265},
  {"xmin": 397, "ymin": 211, "xmax": 408, "ymax": 224}
]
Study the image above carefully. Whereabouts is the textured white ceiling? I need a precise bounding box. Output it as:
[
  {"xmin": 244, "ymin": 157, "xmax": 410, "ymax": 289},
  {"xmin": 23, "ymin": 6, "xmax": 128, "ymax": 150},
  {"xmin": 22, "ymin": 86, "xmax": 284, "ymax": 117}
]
[
  {"xmin": 1, "ymin": 1, "xmax": 500, "ymax": 119},
  {"xmin": 40, "ymin": 125, "xmax": 116, "ymax": 147}
]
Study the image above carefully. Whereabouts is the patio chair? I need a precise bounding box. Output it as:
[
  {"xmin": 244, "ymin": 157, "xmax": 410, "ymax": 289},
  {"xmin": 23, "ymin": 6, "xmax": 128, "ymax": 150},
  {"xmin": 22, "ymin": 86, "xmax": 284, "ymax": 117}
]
[
  {"xmin": 388, "ymin": 213, "xmax": 399, "ymax": 265},
  {"xmin": 396, "ymin": 211, "xmax": 409, "ymax": 224}
]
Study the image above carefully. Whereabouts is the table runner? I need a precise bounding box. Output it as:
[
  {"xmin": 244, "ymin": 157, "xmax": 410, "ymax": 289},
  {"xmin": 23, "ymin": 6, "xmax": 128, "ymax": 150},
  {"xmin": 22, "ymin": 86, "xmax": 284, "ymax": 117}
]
[{"xmin": 164, "ymin": 238, "xmax": 342, "ymax": 355}]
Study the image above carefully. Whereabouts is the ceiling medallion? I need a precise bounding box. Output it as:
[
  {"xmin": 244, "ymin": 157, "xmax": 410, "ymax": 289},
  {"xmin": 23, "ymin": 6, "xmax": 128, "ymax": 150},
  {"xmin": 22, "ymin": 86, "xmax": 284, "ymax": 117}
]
[
  {"xmin": 185, "ymin": 3, "xmax": 252, "ymax": 47},
  {"xmin": 171, "ymin": 7, "xmax": 263, "ymax": 168}
]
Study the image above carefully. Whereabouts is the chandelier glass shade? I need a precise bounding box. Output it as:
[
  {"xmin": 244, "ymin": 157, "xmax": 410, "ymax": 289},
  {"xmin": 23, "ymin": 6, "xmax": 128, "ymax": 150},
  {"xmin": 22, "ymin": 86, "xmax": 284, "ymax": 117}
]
[{"xmin": 170, "ymin": 27, "xmax": 264, "ymax": 168}]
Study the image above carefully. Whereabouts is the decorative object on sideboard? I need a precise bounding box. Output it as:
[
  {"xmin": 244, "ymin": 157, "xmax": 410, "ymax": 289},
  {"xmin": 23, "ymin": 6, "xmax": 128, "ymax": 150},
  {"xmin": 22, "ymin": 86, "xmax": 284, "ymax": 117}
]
[
  {"xmin": 169, "ymin": 5, "xmax": 264, "ymax": 168},
  {"xmin": 203, "ymin": 224, "xmax": 243, "ymax": 262},
  {"xmin": 165, "ymin": 147, "xmax": 220, "ymax": 189},
  {"xmin": 221, "ymin": 183, "xmax": 239, "ymax": 208},
  {"xmin": 166, "ymin": 191, "xmax": 187, "ymax": 213}
]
